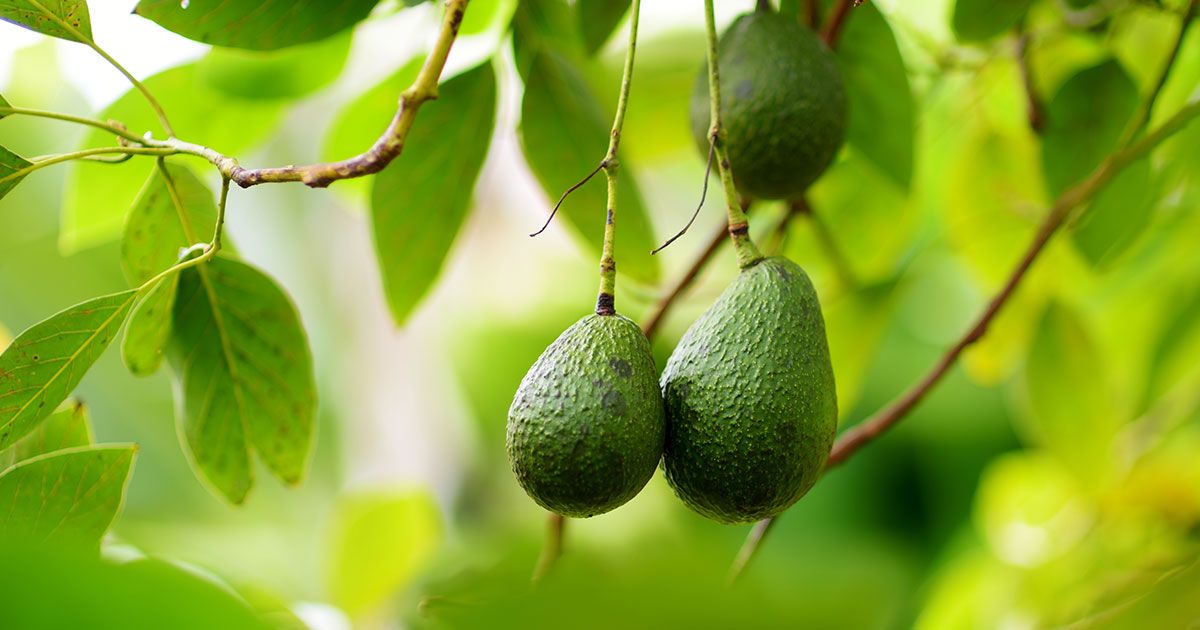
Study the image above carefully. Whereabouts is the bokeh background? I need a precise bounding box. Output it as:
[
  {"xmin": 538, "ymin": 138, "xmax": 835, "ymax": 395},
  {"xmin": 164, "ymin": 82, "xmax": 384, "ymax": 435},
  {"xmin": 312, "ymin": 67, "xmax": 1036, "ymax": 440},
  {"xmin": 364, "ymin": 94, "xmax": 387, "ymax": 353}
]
[{"xmin": 1, "ymin": 0, "xmax": 1199, "ymax": 627}]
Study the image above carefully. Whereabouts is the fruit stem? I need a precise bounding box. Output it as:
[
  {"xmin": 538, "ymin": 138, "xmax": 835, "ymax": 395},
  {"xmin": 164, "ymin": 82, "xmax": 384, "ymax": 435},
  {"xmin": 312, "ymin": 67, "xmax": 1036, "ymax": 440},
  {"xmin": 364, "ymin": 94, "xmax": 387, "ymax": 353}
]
[
  {"xmin": 595, "ymin": 0, "xmax": 642, "ymax": 315},
  {"xmin": 703, "ymin": 0, "xmax": 765, "ymax": 270}
]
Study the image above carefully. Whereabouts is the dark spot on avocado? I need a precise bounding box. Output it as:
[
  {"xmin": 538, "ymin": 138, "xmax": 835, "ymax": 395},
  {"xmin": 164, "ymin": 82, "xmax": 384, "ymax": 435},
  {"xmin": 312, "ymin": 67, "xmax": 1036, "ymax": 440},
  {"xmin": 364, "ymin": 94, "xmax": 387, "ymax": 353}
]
[
  {"xmin": 601, "ymin": 389, "xmax": 627, "ymax": 416},
  {"xmin": 609, "ymin": 357, "xmax": 632, "ymax": 377}
]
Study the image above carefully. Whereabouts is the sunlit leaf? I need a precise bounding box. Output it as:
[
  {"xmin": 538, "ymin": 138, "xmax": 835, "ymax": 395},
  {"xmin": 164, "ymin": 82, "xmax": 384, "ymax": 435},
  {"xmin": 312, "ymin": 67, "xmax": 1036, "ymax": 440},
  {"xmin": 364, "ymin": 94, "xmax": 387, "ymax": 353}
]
[
  {"xmin": 1143, "ymin": 284, "xmax": 1200, "ymax": 408},
  {"xmin": 577, "ymin": 0, "xmax": 630, "ymax": 55},
  {"xmin": 512, "ymin": 0, "xmax": 581, "ymax": 74},
  {"xmin": 168, "ymin": 257, "xmax": 316, "ymax": 504},
  {"xmin": 0, "ymin": 0, "xmax": 91, "ymax": 42},
  {"xmin": 1070, "ymin": 157, "xmax": 1154, "ymax": 267},
  {"xmin": 372, "ymin": 62, "xmax": 496, "ymax": 326},
  {"xmin": 459, "ymin": 0, "xmax": 517, "ymax": 36},
  {"xmin": 196, "ymin": 32, "xmax": 352, "ymax": 101},
  {"xmin": 952, "ymin": 0, "xmax": 1033, "ymax": 42},
  {"xmin": 0, "ymin": 290, "xmax": 137, "ymax": 450},
  {"xmin": 133, "ymin": 0, "xmax": 380, "ymax": 50},
  {"xmin": 0, "ymin": 144, "xmax": 32, "ymax": 201},
  {"xmin": 1042, "ymin": 60, "xmax": 1138, "ymax": 196},
  {"xmin": 61, "ymin": 63, "xmax": 283, "ymax": 254},
  {"xmin": 328, "ymin": 489, "xmax": 441, "ymax": 617},
  {"xmin": 0, "ymin": 92, "xmax": 10, "ymax": 118},
  {"xmin": 0, "ymin": 399, "xmax": 91, "ymax": 468},
  {"xmin": 519, "ymin": 50, "xmax": 659, "ymax": 284},
  {"xmin": 0, "ymin": 445, "xmax": 135, "ymax": 548}
]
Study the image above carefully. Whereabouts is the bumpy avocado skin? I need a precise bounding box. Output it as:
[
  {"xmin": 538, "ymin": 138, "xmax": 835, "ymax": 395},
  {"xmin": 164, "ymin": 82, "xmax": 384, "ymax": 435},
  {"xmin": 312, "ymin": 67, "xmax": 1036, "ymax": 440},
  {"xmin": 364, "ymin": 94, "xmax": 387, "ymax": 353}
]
[
  {"xmin": 661, "ymin": 257, "xmax": 837, "ymax": 524},
  {"xmin": 507, "ymin": 314, "xmax": 666, "ymax": 518},
  {"xmin": 690, "ymin": 11, "xmax": 847, "ymax": 200}
]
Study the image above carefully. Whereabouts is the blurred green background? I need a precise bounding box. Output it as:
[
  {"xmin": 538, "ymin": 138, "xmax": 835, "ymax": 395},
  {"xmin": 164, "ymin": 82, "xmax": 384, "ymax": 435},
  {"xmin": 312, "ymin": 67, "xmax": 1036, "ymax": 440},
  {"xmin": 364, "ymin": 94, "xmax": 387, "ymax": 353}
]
[{"xmin": 1, "ymin": 0, "xmax": 1199, "ymax": 627}]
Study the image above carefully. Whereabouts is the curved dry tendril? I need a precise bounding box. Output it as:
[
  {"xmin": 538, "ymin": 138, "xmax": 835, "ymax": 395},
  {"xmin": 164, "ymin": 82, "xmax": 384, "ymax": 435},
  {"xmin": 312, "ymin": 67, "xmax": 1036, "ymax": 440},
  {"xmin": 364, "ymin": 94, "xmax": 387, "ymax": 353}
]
[
  {"xmin": 652, "ymin": 136, "xmax": 716, "ymax": 255},
  {"xmin": 529, "ymin": 161, "xmax": 606, "ymax": 237}
]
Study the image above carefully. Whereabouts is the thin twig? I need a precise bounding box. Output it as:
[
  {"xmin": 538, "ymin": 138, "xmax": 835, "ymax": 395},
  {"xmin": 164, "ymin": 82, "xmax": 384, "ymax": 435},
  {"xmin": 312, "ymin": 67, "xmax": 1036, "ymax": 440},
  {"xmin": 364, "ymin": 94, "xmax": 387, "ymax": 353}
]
[
  {"xmin": 529, "ymin": 162, "xmax": 605, "ymax": 237},
  {"xmin": 642, "ymin": 219, "xmax": 729, "ymax": 339},
  {"xmin": 728, "ymin": 517, "xmax": 775, "ymax": 585},
  {"xmin": 1015, "ymin": 28, "xmax": 1046, "ymax": 134},
  {"xmin": 0, "ymin": 146, "xmax": 176, "ymax": 187},
  {"xmin": 820, "ymin": 0, "xmax": 862, "ymax": 48},
  {"xmin": 652, "ymin": 138, "xmax": 715, "ymax": 254},
  {"xmin": 532, "ymin": 513, "xmax": 566, "ymax": 583}
]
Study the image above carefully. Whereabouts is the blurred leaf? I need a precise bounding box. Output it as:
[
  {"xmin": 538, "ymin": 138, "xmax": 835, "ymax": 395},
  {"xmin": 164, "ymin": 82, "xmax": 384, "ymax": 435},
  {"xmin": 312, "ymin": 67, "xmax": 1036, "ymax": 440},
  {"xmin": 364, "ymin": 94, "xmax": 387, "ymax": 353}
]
[
  {"xmin": 1070, "ymin": 157, "xmax": 1154, "ymax": 267},
  {"xmin": 0, "ymin": 0, "xmax": 91, "ymax": 42},
  {"xmin": 1023, "ymin": 302, "xmax": 1121, "ymax": 482},
  {"xmin": 0, "ymin": 92, "xmax": 9, "ymax": 118},
  {"xmin": 167, "ymin": 257, "xmax": 316, "ymax": 504},
  {"xmin": 519, "ymin": 50, "xmax": 659, "ymax": 284},
  {"xmin": 0, "ymin": 144, "xmax": 31, "ymax": 201},
  {"xmin": 577, "ymin": 0, "xmax": 630, "ymax": 56},
  {"xmin": 1087, "ymin": 559, "xmax": 1200, "ymax": 629},
  {"xmin": 133, "ymin": 0, "xmax": 380, "ymax": 50},
  {"xmin": 824, "ymin": 276, "xmax": 905, "ymax": 413},
  {"xmin": 512, "ymin": 0, "xmax": 581, "ymax": 74},
  {"xmin": 62, "ymin": 63, "xmax": 283, "ymax": 254},
  {"xmin": 1143, "ymin": 285, "xmax": 1200, "ymax": 408},
  {"xmin": 196, "ymin": 32, "xmax": 352, "ymax": 101},
  {"xmin": 951, "ymin": 0, "xmax": 1033, "ymax": 42},
  {"xmin": 834, "ymin": 1, "xmax": 914, "ymax": 189},
  {"xmin": 460, "ymin": 0, "xmax": 517, "ymax": 36},
  {"xmin": 329, "ymin": 489, "xmax": 441, "ymax": 617},
  {"xmin": 0, "ymin": 445, "xmax": 135, "ymax": 549},
  {"xmin": 0, "ymin": 399, "xmax": 91, "ymax": 468},
  {"xmin": 0, "ymin": 290, "xmax": 136, "ymax": 450},
  {"xmin": 372, "ymin": 63, "xmax": 496, "ymax": 326},
  {"xmin": 1042, "ymin": 60, "xmax": 1138, "ymax": 196},
  {"xmin": 119, "ymin": 162, "xmax": 218, "ymax": 376}
]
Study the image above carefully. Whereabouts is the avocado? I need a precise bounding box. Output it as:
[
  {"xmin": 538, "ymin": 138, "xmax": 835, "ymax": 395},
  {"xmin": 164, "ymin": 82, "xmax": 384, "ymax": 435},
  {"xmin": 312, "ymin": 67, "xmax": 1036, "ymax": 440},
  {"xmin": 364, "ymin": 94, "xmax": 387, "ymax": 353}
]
[
  {"xmin": 661, "ymin": 257, "xmax": 837, "ymax": 523},
  {"xmin": 690, "ymin": 10, "xmax": 847, "ymax": 200},
  {"xmin": 507, "ymin": 313, "xmax": 666, "ymax": 518}
]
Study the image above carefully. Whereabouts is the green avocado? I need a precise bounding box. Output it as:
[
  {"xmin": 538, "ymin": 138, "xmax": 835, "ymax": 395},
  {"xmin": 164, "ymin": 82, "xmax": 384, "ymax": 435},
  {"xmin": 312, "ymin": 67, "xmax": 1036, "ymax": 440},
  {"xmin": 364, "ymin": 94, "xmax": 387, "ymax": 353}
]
[
  {"xmin": 690, "ymin": 10, "xmax": 846, "ymax": 200},
  {"xmin": 507, "ymin": 313, "xmax": 666, "ymax": 518},
  {"xmin": 661, "ymin": 257, "xmax": 837, "ymax": 524}
]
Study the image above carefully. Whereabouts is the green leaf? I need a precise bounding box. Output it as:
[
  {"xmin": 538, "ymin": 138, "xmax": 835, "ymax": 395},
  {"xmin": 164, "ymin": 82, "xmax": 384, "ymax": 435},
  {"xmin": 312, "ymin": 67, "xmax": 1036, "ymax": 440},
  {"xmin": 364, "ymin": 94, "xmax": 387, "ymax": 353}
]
[
  {"xmin": 1042, "ymin": 60, "xmax": 1139, "ymax": 196},
  {"xmin": 328, "ymin": 490, "xmax": 441, "ymax": 617},
  {"xmin": 512, "ymin": 0, "xmax": 581, "ymax": 75},
  {"xmin": 0, "ymin": 399, "xmax": 91, "ymax": 468},
  {"xmin": 62, "ymin": 63, "xmax": 283, "ymax": 254},
  {"xmin": 122, "ymin": 280, "xmax": 178, "ymax": 378},
  {"xmin": 168, "ymin": 257, "xmax": 316, "ymax": 504},
  {"xmin": 0, "ymin": 445, "xmax": 135, "ymax": 549},
  {"xmin": 1070, "ymin": 157, "xmax": 1154, "ymax": 266},
  {"xmin": 0, "ymin": 290, "xmax": 137, "ymax": 451},
  {"xmin": 460, "ymin": 0, "xmax": 517, "ymax": 36},
  {"xmin": 577, "ymin": 0, "xmax": 630, "ymax": 55},
  {"xmin": 0, "ymin": 92, "xmax": 10, "ymax": 118},
  {"xmin": 1144, "ymin": 285, "xmax": 1200, "ymax": 409},
  {"xmin": 196, "ymin": 32, "xmax": 352, "ymax": 101},
  {"xmin": 0, "ymin": 144, "xmax": 32, "ymax": 201},
  {"xmin": 0, "ymin": 0, "xmax": 91, "ymax": 42},
  {"xmin": 519, "ymin": 50, "xmax": 659, "ymax": 284},
  {"xmin": 133, "ymin": 0, "xmax": 379, "ymax": 50},
  {"xmin": 951, "ymin": 0, "xmax": 1033, "ymax": 42},
  {"xmin": 372, "ymin": 63, "xmax": 496, "ymax": 326},
  {"xmin": 836, "ymin": 3, "xmax": 914, "ymax": 190}
]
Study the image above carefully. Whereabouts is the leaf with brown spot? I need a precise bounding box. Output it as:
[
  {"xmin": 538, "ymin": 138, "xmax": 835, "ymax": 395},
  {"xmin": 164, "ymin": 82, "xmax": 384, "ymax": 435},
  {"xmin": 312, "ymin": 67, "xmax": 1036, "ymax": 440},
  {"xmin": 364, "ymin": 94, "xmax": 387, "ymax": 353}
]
[{"xmin": 0, "ymin": 0, "xmax": 92, "ymax": 43}]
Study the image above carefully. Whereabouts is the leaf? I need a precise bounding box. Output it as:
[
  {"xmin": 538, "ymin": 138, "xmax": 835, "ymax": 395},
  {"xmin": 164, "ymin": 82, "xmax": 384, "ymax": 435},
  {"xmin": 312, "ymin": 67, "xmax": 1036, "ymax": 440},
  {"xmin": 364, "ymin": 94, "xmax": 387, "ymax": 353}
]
[
  {"xmin": 459, "ymin": 0, "xmax": 517, "ymax": 36},
  {"xmin": 0, "ymin": 399, "xmax": 91, "ymax": 468},
  {"xmin": 1042, "ymin": 60, "xmax": 1139, "ymax": 196},
  {"xmin": 196, "ymin": 32, "xmax": 353, "ymax": 101},
  {"xmin": 1070, "ymin": 157, "xmax": 1154, "ymax": 266},
  {"xmin": 1143, "ymin": 285, "xmax": 1200, "ymax": 409},
  {"xmin": 0, "ymin": 291, "xmax": 137, "ymax": 451},
  {"xmin": 62, "ymin": 63, "xmax": 283, "ymax": 254},
  {"xmin": 512, "ymin": 0, "xmax": 581, "ymax": 75},
  {"xmin": 519, "ymin": 50, "xmax": 660, "ymax": 284},
  {"xmin": 119, "ymin": 163, "xmax": 218, "ymax": 375},
  {"xmin": 372, "ymin": 63, "xmax": 496, "ymax": 326},
  {"xmin": 0, "ymin": 144, "xmax": 32, "ymax": 201},
  {"xmin": 0, "ymin": 445, "xmax": 135, "ymax": 549},
  {"xmin": 835, "ymin": 3, "xmax": 915, "ymax": 190},
  {"xmin": 133, "ymin": 0, "xmax": 380, "ymax": 50},
  {"xmin": 168, "ymin": 257, "xmax": 316, "ymax": 504},
  {"xmin": 951, "ymin": 0, "xmax": 1033, "ymax": 42},
  {"xmin": 328, "ymin": 490, "xmax": 441, "ymax": 617},
  {"xmin": 0, "ymin": 0, "xmax": 92, "ymax": 42},
  {"xmin": 0, "ymin": 92, "xmax": 9, "ymax": 118},
  {"xmin": 577, "ymin": 0, "xmax": 630, "ymax": 55}
]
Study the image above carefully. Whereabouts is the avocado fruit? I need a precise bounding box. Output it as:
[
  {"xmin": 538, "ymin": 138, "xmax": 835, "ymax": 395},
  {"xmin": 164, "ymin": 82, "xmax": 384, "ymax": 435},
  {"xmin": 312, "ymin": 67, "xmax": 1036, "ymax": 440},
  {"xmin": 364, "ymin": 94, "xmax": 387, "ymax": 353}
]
[
  {"xmin": 507, "ymin": 313, "xmax": 666, "ymax": 517},
  {"xmin": 690, "ymin": 10, "xmax": 847, "ymax": 200},
  {"xmin": 661, "ymin": 257, "xmax": 837, "ymax": 524}
]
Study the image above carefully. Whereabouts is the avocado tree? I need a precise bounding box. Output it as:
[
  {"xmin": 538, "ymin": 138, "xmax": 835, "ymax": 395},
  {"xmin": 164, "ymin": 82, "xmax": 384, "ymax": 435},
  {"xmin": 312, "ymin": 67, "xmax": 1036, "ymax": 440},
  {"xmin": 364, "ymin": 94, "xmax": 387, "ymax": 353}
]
[{"xmin": 0, "ymin": 0, "xmax": 1198, "ymax": 626}]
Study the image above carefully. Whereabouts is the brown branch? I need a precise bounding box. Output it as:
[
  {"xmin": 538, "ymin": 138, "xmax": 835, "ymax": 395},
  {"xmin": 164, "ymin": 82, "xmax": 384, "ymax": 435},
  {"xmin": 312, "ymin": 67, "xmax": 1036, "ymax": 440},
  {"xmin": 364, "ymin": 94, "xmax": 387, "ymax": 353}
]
[
  {"xmin": 820, "ymin": 0, "xmax": 863, "ymax": 48},
  {"xmin": 1015, "ymin": 29, "xmax": 1046, "ymax": 134},
  {"xmin": 805, "ymin": 0, "xmax": 821, "ymax": 29}
]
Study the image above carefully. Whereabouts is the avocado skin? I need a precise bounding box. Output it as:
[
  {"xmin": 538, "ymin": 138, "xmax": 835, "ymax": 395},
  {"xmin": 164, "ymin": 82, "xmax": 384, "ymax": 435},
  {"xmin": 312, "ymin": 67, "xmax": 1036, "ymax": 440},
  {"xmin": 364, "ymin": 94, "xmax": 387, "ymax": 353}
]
[
  {"xmin": 507, "ymin": 314, "xmax": 666, "ymax": 518},
  {"xmin": 690, "ymin": 11, "xmax": 846, "ymax": 200},
  {"xmin": 661, "ymin": 257, "xmax": 837, "ymax": 524}
]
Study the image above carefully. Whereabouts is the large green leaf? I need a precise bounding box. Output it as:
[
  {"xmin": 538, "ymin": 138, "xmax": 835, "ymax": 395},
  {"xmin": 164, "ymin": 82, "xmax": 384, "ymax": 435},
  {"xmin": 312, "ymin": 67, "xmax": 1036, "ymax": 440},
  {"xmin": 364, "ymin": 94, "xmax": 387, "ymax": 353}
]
[
  {"xmin": 0, "ymin": 399, "xmax": 91, "ymax": 468},
  {"xmin": 0, "ymin": 290, "xmax": 137, "ymax": 451},
  {"xmin": 1070, "ymin": 157, "xmax": 1154, "ymax": 267},
  {"xmin": 61, "ymin": 63, "xmax": 283, "ymax": 254},
  {"xmin": 836, "ymin": 3, "xmax": 914, "ymax": 190},
  {"xmin": 328, "ymin": 490, "xmax": 441, "ymax": 617},
  {"xmin": 372, "ymin": 63, "xmax": 496, "ymax": 326},
  {"xmin": 519, "ymin": 50, "xmax": 659, "ymax": 284},
  {"xmin": 0, "ymin": 445, "xmax": 135, "ymax": 548},
  {"xmin": 577, "ymin": 0, "xmax": 630, "ymax": 55},
  {"xmin": 0, "ymin": 0, "xmax": 91, "ymax": 42},
  {"xmin": 168, "ymin": 257, "xmax": 316, "ymax": 504},
  {"xmin": 952, "ymin": 0, "xmax": 1033, "ymax": 42},
  {"xmin": 0, "ymin": 144, "xmax": 31, "ymax": 201},
  {"xmin": 196, "ymin": 32, "xmax": 352, "ymax": 101},
  {"xmin": 119, "ymin": 163, "xmax": 218, "ymax": 376},
  {"xmin": 133, "ymin": 0, "xmax": 380, "ymax": 50},
  {"xmin": 512, "ymin": 0, "xmax": 581, "ymax": 75}
]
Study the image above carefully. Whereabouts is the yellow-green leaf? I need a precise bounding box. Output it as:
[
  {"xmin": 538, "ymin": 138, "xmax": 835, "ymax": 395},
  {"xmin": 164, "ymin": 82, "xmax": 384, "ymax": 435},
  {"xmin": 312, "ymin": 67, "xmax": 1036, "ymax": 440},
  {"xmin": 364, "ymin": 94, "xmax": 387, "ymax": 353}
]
[
  {"xmin": 133, "ymin": 0, "xmax": 380, "ymax": 50},
  {"xmin": 0, "ymin": 144, "xmax": 32, "ymax": 201},
  {"xmin": 0, "ymin": 399, "xmax": 91, "ymax": 468},
  {"xmin": 0, "ymin": 0, "xmax": 91, "ymax": 42}
]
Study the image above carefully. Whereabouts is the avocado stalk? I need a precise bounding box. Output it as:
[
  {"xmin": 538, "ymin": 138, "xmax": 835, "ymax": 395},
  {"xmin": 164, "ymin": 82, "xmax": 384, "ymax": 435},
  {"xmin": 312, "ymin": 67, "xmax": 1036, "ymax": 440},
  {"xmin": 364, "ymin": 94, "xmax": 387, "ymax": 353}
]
[
  {"xmin": 703, "ymin": 0, "xmax": 765, "ymax": 271},
  {"xmin": 596, "ymin": 0, "xmax": 641, "ymax": 315}
]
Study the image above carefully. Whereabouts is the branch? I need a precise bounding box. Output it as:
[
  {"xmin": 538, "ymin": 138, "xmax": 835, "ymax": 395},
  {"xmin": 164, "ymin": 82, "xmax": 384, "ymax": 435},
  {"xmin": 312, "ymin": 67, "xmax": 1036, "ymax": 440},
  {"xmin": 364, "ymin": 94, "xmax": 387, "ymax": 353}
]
[
  {"xmin": 1015, "ymin": 29, "xmax": 1046, "ymax": 134},
  {"xmin": 729, "ymin": 98, "xmax": 1200, "ymax": 582},
  {"xmin": 532, "ymin": 513, "xmax": 565, "ymax": 583},
  {"xmin": 820, "ymin": 0, "xmax": 863, "ymax": 48},
  {"xmin": 642, "ymin": 220, "xmax": 729, "ymax": 339}
]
